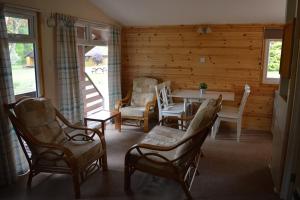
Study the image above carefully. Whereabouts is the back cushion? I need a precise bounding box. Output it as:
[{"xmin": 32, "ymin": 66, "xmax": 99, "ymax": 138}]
[
  {"xmin": 175, "ymin": 98, "xmax": 220, "ymax": 158},
  {"xmin": 175, "ymin": 99, "xmax": 210, "ymax": 158},
  {"xmin": 14, "ymin": 98, "xmax": 66, "ymax": 144},
  {"xmin": 131, "ymin": 77, "xmax": 158, "ymax": 107},
  {"xmin": 131, "ymin": 92, "xmax": 154, "ymax": 107}
]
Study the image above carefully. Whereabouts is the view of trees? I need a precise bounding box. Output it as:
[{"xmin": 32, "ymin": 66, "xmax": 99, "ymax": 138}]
[
  {"xmin": 6, "ymin": 16, "xmax": 29, "ymax": 34},
  {"xmin": 6, "ymin": 17, "xmax": 31, "ymax": 67},
  {"xmin": 268, "ymin": 41, "xmax": 282, "ymax": 72},
  {"xmin": 5, "ymin": 16, "xmax": 36, "ymax": 95}
]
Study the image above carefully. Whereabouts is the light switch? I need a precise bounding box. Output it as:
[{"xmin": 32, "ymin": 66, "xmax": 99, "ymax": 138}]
[{"xmin": 200, "ymin": 57, "xmax": 206, "ymax": 64}]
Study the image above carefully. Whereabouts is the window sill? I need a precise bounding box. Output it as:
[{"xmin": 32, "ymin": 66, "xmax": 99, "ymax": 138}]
[{"xmin": 262, "ymin": 78, "xmax": 280, "ymax": 85}]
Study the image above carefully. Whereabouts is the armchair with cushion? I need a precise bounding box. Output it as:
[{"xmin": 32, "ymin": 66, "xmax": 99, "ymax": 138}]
[
  {"xmin": 124, "ymin": 95, "xmax": 222, "ymax": 199},
  {"xmin": 6, "ymin": 97, "xmax": 107, "ymax": 199},
  {"xmin": 115, "ymin": 77, "xmax": 158, "ymax": 132}
]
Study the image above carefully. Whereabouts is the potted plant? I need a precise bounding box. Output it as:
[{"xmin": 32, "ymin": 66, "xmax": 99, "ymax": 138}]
[{"xmin": 199, "ymin": 82, "xmax": 208, "ymax": 95}]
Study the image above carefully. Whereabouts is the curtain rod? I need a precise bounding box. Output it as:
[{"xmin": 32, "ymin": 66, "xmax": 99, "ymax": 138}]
[{"xmin": 77, "ymin": 17, "xmax": 121, "ymax": 28}]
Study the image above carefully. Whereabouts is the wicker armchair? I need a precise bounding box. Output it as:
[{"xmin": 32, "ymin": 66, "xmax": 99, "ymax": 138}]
[
  {"xmin": 6, "ymin": 97, "xmax": 107, "ymax": 199},
  {"xmin": 115, "ymin": 77, "xmax": 158, "ymax": 132},
  {"xmin": 124, "ymin": 96, "xmax": 222, "ymax": 199}
]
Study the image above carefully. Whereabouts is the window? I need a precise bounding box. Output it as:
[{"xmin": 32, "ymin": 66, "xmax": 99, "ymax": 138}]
[
  {"xmin": 5, "ymin": 9, "xmax": 39, "ymax": 98},
  {"xmin": 263, "ymin": 39, "xmax": 282, "ymax": 84},
  {"xmin": 263, "ymin": 28, "xmax": 283, "ymax": 84}
]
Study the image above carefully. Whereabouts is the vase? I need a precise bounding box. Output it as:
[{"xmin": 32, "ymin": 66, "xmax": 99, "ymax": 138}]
[{"xmin": 200, "ymin": 89, "xmax": 206, "ymax": 95}]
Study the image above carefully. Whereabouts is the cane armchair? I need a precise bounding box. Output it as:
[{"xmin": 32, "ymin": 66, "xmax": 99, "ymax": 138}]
[
  {"xmin": 124, "ymin": 95, "xmax": 222, "ymax": 199},
  {"xmin": 6, "ymin": 97, "xmax": 107, "ymax": 199},
  {"xmin": 115, "ymin": 77, "xmax": 158, "ymax": 132}
]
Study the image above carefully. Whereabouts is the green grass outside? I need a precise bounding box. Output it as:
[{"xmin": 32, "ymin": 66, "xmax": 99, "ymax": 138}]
[{"xmin": 11, "ymin": 64, "xmax": 36, "ymax": 95}]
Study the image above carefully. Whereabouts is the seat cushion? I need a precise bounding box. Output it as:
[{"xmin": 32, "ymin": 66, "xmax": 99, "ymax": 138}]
[
  {"xmin": 34, "ymin": 130, "xmax": 103, "ymax": 170},
  {"xmin": 218, "ymin": 105, "xmax": 239, "ymax": 119},
  {"xmin": 120, "ymin": 106, "xmax": 145, "ymax": 117},
  {"xmin": 14, "ymin": 98, "xmax": 66, "ymax": 144},
  {"xmin": 162, "ymin": 103, "xmax": 185, "ymax": 115},
  {"xmin": 127, "ymin": 125, "xmax": 185, "ymax": 178},
  {"xmin": 63, "ymin": 131, "xmax": 103, "ymax": 169},
  {"xmin": 141, "ymin": 125, "xmax": 185, "ymax": 147}
]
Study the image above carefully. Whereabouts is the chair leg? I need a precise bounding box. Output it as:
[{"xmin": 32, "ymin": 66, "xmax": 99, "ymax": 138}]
[
  {"xmin": 177, "ymin": 119, "xmax": 182, "ymax": 130},
  {"xmin": 144, "ymin": 118, "xmax": 149, "ymax": 132},
  {"xmin": 200, "ymin": 149, "xmax": 205, "ymax": 158},
  {"xmin": 124, "ymin": 163, "xmax": 132, "ymax": 193},
  {"xmin": 237, "ymin": 119, "xmax": 242, "ymax": 142},
  {"xmin": 72, "ymin": 173, "xmax": 81, "ymax": 199},
  {"xmin": 179, "ymin": 180, "xmax": 193, "ymax": 199},
  {"xmin": 211, "ymin": 117, "xmax": 220, "ymax": 139},
  {"xmin": 27, "ymin": 171, "xmax": 33, "ymax": 188},
  {"xmin": 102, "ymin": 154, "xmax": 108, "ymax": 171}
]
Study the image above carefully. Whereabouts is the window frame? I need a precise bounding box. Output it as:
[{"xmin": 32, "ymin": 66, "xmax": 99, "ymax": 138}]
[
  {"xmin": 4, "ymin": 7, "xmax": 41, "ymax": 98},
  {"xmin": 75, "ymin": 21, "xmax": 109, "ymax": 46},
  {"xmin": 263, "ymin": 39, "xmax": 282, "ymax": 84}
]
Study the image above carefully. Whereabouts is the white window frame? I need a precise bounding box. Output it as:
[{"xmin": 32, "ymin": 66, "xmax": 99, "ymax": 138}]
[
  {"xmin": 263, "ymin": 39, "xmax": 282, "ymax": 84},
  {"xmin": 4, "ymin": 7, "xmax": 41, "ymax": 97}
]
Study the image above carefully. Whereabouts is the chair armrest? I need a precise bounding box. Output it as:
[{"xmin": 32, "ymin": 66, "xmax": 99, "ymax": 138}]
[
  {"xmin": 126, "ymin": 144, "xmax": 173, "ymax": 164},
  {"xmin": 66, "ymin": 125, "xmax": 106, "ymax": 151},
  {"xmin": 144, "ymin": 97, "xmax": 157, "ymax": 117},
  {"xmin": 55, "ymin": 110, "xmax": 106, "ymax": 150},
  {"xmin": 37, "ymin": 142, "xmax": 74, "ymax": 158},
  {"xmin": 115, "ymin": 90, "xmax": 132, "ymax": 111}
]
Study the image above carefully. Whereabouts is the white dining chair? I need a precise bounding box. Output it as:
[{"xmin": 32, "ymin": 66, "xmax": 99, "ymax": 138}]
[
  {"xmin": 155, "ymin": 81, "xmax": 185, "ymax": 129},
  {"xmin": 211, "ymin": 84, "xmax": 251, "ymax": 142}
]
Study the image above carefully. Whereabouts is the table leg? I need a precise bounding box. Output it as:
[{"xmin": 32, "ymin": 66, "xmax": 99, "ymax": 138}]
[
  {"xmin": 101, "ymin": 121, "xmax": 105, "ymax": 135},
  {"xmin": 115, "ymin": 112, "xmax": 121, "ymax": 132},
  {"xmin": 84, "ymin": 118, "xmax": 88, "ymax": 134}
]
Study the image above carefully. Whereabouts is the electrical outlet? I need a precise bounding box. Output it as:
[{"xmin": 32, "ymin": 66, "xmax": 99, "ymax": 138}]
[{"xmin": 200, "ymin": 57, "xmax": 206, "ymax": 64}]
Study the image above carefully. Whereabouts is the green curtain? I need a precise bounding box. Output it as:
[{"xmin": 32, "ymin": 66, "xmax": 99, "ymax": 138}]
[
  {"xmin": 108, "ymin": 26, "xmax": 122, "ymax": 110},
  {"xmin": 55, "ymin": 13, "xmax": 83, "ymax": 123}
]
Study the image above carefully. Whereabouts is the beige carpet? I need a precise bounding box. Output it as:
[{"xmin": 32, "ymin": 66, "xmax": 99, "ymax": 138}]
[{"xmin": 0, "ymin": 125, "xmax": 280, "ymax": 200}]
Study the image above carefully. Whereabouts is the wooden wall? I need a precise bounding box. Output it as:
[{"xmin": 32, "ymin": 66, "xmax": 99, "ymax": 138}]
[{"xmin": 121, "ymin": 24, "xmax": 282, "ymax": 131}]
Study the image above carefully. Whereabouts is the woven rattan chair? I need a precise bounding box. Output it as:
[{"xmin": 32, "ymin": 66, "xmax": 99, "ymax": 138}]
[
  {"xmin": 6, "ymin": 97, "xmax": 107, "ymax": 198},
  {"xmin": 124, "ymin": 95, "xmax": 222, "ymax": 199},
  {"xmin": 115, "ymin": 77, "xmax": 158, "ymax": 132}
]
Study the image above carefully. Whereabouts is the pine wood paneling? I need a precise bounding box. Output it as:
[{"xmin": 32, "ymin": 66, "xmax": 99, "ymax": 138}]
[{"xmin": 121, "ymin": 24, "xmax": 282, "ymax": 131}]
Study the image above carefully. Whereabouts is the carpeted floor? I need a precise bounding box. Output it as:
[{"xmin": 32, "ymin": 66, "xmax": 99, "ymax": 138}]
[{"xmin": 0, "ymin": 124, "xmax": 280, "ymax": 200}]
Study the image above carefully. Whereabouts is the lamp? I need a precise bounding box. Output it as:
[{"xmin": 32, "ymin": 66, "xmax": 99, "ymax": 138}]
[{"xmin": 197, "ymin": 26, "xmax": 212, "ymax": 34}]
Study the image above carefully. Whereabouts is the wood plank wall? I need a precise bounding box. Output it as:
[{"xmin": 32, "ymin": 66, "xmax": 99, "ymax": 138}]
[{"xmin": 121, "ymin": 24, "xmax": 282, "ymax": 131}]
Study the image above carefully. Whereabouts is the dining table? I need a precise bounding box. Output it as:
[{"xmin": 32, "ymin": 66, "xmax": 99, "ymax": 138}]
[{"xmin": 170, "ymin": 89, "xmax": 235, "ymax": 112}]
